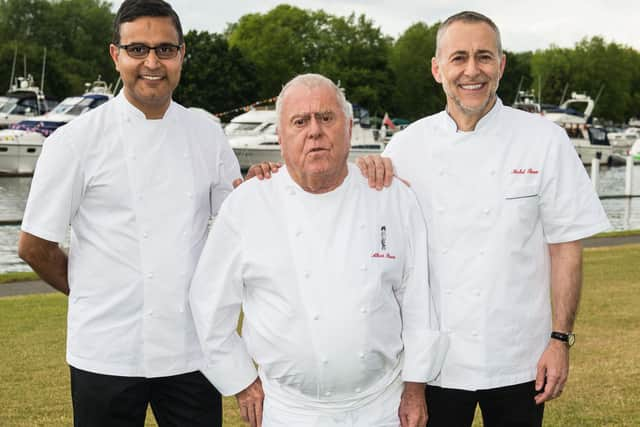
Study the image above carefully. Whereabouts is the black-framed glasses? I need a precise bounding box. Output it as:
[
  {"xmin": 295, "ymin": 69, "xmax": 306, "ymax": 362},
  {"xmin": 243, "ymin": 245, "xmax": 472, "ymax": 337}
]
[{"xmin": 116, "ymin": 43, "xmax": 182, "ymax": 59}]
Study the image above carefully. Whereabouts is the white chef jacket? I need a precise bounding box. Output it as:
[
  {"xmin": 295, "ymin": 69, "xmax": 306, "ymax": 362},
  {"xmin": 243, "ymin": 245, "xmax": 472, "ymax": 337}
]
[
  {"xmin": 21, "ymin": 93, "xmax": 241, "ymax": 377},
  {"xmin": 383, "ymin": 98, "xmax": 610, "ymax": 391},
  {"xmin": 190, "ymin": 163, "xmax": 447, "ymax": 413}
]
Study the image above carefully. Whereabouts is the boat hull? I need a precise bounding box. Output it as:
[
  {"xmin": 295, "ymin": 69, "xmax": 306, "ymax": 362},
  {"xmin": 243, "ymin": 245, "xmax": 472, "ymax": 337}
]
[{"xmin": 0, "ymin": 132, "xmax": 45, "ymax": 174}]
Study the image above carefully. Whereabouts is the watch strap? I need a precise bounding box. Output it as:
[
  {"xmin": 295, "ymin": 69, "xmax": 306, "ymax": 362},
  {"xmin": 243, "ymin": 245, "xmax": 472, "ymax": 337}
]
[{"xmin": 551, "ymin": 331, "xmax": 575, "ymax": 346}]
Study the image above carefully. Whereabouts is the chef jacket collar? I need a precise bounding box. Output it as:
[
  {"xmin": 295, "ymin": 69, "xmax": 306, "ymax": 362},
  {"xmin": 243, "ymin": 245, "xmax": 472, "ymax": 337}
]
[
  {"xmin": 442, "ymin": 97, "xmax": 503, "ymax": 134},
  {"xmin": 282, "ymin": 163, "xmax": 353, "ymax": 198},
  {"xmin": 115, "ymin": 91, "xmax": 176, "ymax": 122}
]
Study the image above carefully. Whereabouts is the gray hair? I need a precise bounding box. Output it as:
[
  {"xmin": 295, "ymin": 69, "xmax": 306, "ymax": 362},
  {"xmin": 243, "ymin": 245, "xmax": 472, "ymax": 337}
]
[
  {"xmin": 275, "ymin": 73, "xmax": 353, "ymax": 127},
  {"xmin": 435, "ymin": 11, "xmax": 503, "ymax": 58}
]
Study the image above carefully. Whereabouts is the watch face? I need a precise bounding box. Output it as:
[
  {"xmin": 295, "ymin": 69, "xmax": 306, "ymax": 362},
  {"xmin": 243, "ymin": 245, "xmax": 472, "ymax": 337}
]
[{"xmin": 568, "ymin": 333, "xmax": 576, "ymax": 346}]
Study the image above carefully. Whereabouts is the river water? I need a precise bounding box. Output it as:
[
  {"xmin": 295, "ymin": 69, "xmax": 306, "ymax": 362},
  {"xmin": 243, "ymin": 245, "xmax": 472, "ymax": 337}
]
[{"xmin": 1, "ymin": 165, "xmax": 639, "ymax": 272}]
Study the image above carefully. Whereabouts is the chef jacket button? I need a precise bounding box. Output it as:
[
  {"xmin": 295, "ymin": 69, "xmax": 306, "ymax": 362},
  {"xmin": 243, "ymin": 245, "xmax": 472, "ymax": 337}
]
[
  {"xmin": 359, "ymin": 264, "xmax": 367, "ymax": 271},
  {"xmin": 445, "ymin": 289, "xmax": 452, "ymax": 295},
  {"xmin": 483, "ymin": 208, "xmax": 490, "ymax": 215},
  {"xmin": 439, "ymin": 169, "xmax": 445, "ymax": 176},
  {"xmin": 295, "ymin": 230, "xmax": 302, "ymax": 237},
  {"xmin": 183, "ymin": 153, "xmax": 189, "ymax": 158},
  {"xmin": 490, "ymin": 169, "xmax": 496, "ymax": 175},
  {"xmin": 312, "ymin": 314, "xmax": 319, "ymax": 320},
  {"xmin": 437, "ymin": 207, "xmax": 444, "ymax": 213},
  {"xmin": 146, "ymin": 309, "xmax": 153, "ymax": 316},
  {"xmin": 479, "ymin": 249, "xmax": 485, "ymax": 255},
  {"xmin": 471, "ymin": 331, "xmax": 479, "ymax": 337},
  {"xmin": 186, "ymin": 192, "xmax": 193, "ymax": 198},
  {"xmin": 442, "ymin": 248, "xmax": 449, "ymax": 254},
  {"xmin": 474, "ymin": 289, "xmax": 481, "ymax": 296},
  {"xmin": 304, "ymin": 271, "xmax": 310, "ymax": 278},
  {"xmin": 359, "ymin": 223, "xmax": 365, "ymax": 230},
  {"xmin": 146, "ymin": 273, "xmax": 153, "ymax": 279},
  {"xmin": 287, "ymin": 187, "xmax": 295, "ymax": 195},
  {"xmin": 142, "ymin": 232, "xmax": 149, "ymax": 239},
  {"xmin": 355, "ymin": 387, "xmax": 362, "ymax": 393},
  {"xmin": 137, "ymin": 194, "xmax": 143, "ymax": 201},
  {"xmin": 322, "ymin": 358, "xmax": 328, "ymax": 365},
  {"xmin": 324, "ymin": 391, "xmax": 331, "ymax": 397},
  {"xmin": 360, "ymin": 307, "xmax": 367, "ymax": 314},
  {"xmin": 178, "ymin": 306, "xmax": 185, "ymax": 313},
  {"xmin": 358, "ymin": 352, "xmax": 365, "ymax": 359}
]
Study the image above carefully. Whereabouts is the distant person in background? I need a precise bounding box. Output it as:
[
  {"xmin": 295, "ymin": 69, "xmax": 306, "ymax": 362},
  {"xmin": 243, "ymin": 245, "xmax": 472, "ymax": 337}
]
[
  {"xmin": 190, "ymin": 73, "xmax": 448, "ymax": 427},
  {"xmin": 18, "ymin": 0, "xmax": 241, "ymax": 425},
  {"xmin": 356, "ymin": 10, "xmax": 610, "ymax": 427}
]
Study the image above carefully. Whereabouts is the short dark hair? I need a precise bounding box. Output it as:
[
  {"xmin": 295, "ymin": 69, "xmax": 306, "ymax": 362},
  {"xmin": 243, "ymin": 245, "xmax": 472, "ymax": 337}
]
[
  {"xmin": 112, "ymin": 0, "xmax": 184, "ymax": 45},
  {"xmin": 436, "ymin": 11, "xmax": 502, "ymax": 57}
]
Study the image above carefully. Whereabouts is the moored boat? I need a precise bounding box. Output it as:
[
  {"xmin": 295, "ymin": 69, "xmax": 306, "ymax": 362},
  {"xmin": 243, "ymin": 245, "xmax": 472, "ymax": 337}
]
[{"xmin": 0, "ymin": 77, "xmax": 116, "ymax": 175}]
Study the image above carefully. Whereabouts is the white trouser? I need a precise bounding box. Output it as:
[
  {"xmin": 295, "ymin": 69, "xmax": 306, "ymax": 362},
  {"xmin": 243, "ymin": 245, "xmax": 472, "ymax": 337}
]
[{"xmin": 262, "ymin": 377, "xmax": 403, "ymax": 427}]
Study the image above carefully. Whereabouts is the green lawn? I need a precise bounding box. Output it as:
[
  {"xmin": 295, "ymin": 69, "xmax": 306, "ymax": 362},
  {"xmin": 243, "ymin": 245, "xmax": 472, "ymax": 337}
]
[{"xmin": 1, "ymin": 245, "xmax": 639, "ymax": 426}]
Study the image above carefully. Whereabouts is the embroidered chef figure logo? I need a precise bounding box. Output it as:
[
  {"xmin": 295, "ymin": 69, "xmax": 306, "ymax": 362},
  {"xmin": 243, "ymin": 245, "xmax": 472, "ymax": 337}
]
[{"xmin": 372, "ymin": 225, "xmax": 396, "ymax": 259}]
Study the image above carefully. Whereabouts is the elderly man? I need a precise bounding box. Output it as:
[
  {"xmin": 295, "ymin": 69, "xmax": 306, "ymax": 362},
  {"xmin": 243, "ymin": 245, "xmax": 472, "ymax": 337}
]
[
  {"xmin": 354, "ymin": 10, "xmax": 611, "ymax": 427},
  {"xmin": 18, "ymin": 0, "xmax": 241, "ymax": 425},
  {"xmin": 190, "ymin": 73, "xmax": 447, "ymax": 427}
]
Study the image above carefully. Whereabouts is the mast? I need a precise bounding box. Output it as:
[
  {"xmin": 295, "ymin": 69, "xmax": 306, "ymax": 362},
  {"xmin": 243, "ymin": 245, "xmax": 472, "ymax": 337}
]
[
  {"xmin": 8, "ymin": 44, "xmax": 17, "ymax": 91},
  {"xmin": 40, "ymin": 47, "xmax": 47, "ymax": 93}
]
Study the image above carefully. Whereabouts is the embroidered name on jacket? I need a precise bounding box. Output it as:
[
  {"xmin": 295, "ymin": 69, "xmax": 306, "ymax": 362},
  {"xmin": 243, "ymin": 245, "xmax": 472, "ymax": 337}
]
[
  {"xmin": 512, "ymin": 168, "xmax": 539, "ymax": 174},
  {"xmin": 371, "ymin": 225, "xmax": 396, "ymax": 259}
]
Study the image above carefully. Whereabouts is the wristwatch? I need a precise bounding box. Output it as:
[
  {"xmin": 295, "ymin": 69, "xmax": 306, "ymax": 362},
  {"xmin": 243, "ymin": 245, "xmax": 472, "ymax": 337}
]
[{"xmin": 551, "ymin": 331, "xmax": 576, "ymax": 347}]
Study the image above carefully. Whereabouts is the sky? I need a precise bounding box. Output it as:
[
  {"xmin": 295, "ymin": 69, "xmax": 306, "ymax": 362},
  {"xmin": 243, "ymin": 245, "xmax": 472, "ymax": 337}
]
[{"xmin": 110, "ymin": 0, "xmax": 640, "ymax": 52}]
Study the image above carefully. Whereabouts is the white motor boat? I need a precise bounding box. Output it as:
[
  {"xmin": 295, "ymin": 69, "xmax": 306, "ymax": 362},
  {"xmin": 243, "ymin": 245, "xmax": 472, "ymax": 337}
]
[
  {"xmin": 0, "ymin": 75, "xmax": 57, "ymax": 129},
  {"xmin": 541, "ymin": 93, "xmax": 631, "ymax": 165},
  {"xmin": 512, "ymin": 90, "xmax": 542, "ymax": 114},
  {"xmin": 228, "ymin": 106, "xmax": 386, "ymax": 170},
  {"xmin": 0, "ymin": 78, "xmax": 115, "ymax": 174}
]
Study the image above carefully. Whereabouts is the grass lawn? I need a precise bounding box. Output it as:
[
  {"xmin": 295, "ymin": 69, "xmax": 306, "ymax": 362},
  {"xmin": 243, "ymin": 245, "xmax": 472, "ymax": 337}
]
[
  {"xmin": 0, "ymin": 271, "xmax": 39, "ymax": 284},
  {"xmin": 1, "ymin": 245, "xmax": 639, "ymax": 426}
]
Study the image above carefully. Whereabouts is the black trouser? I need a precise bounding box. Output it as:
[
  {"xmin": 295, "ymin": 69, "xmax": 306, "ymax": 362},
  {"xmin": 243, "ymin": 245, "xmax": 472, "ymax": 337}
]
[
  {"xmin": 70, "ymin": 366, "xmax": 222, "ymax": 427},
  {"xmin": 426, "ymin": 381, "xmax": 544, "ymax": 427}
]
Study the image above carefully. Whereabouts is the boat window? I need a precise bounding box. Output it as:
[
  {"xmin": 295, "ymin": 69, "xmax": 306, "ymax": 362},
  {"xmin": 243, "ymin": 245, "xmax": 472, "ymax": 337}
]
[
  {"xmin": 263, "ymin": 124, "xmax": 277, "ymax": 135},
  {"xmin": 225, "ymin": 122, "xmax": 263, "ymax": 135},
  {"xmin": 0, "ymin": 97, "xmax": 18, "ymax": 114},
  {"xmin": 50, "ymin": 97, "xmax": 86, "ymax": 115}
]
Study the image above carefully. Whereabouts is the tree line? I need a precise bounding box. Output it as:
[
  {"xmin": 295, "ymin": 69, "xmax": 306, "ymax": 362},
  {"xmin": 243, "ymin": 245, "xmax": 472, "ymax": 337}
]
[{"xmin": 1, "ymin": 0, "xmax": 639, "ymax": 123}]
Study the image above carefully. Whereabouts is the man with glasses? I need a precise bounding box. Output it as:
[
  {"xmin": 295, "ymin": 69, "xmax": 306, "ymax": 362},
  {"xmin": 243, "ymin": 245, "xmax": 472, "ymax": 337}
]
[{"xmin": 18, "ymin": 0, "xmax": 240, "ymax": 425}]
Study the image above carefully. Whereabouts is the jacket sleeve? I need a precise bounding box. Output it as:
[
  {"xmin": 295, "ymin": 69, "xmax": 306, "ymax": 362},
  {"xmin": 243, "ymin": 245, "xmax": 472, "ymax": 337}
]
[
  {"xmin": 189, "ymin": 204, "xmax": 258, "ymax": 396},
  {"xmin": 396, "ymin": 190, "xmax": 449, "ymax": 383}
]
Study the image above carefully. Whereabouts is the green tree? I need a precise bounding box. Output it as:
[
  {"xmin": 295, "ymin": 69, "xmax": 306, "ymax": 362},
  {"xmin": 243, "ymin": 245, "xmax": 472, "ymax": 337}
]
[
  {"xmin": 227, "ymin": 4, "xmax": 394, "ymax": 114},
  {"xmin": 531, "ymin": 37, "xmax": 640, "ymax": 122},
  {"xmin": 226, "ymin": 4, "xmax": 319, "ymax": 100},
  {"xmin": 173, "ymin": 30, "xmax": 258, "ymax": 114},
  {"xmin": 0, "ymin": 0, "xmax": 115, "ymax": 101},
  {"xmin": 389, "ymin": 22, "xmax": 443, "ymax": 120},
  {"xmin": 498, "ymin": 50, "xmax": 532, "ymax": 106}
]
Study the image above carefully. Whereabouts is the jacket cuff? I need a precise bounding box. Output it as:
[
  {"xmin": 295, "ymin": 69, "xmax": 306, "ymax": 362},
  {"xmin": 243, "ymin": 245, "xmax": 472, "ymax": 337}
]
[
  {"xmin": 201, "ymin": 342, "xmax": 258, "ymax": 396},
  {"xmin": 401, "ymin": 329, "xmax": 449, "ymax": 382}
]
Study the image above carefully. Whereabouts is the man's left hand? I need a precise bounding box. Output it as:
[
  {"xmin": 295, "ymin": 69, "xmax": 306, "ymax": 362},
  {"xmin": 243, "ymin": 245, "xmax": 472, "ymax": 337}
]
[
  {"xmin": 398, "ymin": 382, "xmax": 427, "ymax": 427},
  {"xmin": 534, "ymin": 340, "xmax": 570, "ymax": 404}
]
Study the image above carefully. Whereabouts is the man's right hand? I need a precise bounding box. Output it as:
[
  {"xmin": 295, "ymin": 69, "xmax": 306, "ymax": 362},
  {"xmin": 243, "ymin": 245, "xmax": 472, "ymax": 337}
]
[
  {"xmin": 355, "ymin": 155, "xmax": 394, "ymax": 190},
  {"xmin": 235, "ymin": 377, "xmax": 264, "ymax": 427},
  {"xmin": 245, "ymin": 162, "xmax": 282, "ymax": 181}
]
